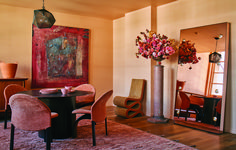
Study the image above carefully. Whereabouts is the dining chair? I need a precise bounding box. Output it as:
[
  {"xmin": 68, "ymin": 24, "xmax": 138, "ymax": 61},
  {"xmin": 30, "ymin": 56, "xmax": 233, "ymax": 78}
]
[
  {"xmin": 73, "ymin": 84, "xmax": 96, "ymax": 109},
  {"xmin": 3, "ymin": 84, "xmax": 27, "ymax": 129},
  {"xmin": 215, "ymin": 99, "xmax": 222, "ymax": 114},
  {"xmin": 175, "ymin": 80, "xmax": 186, "ymax": 108},
  {"xmin": 178, "ymin": 91, "xmax": 203, "ymax": 122},
  {"xmin": 9, "ymin": 94, "xmax": 59, "ymax": 150},
  {"xmin": 72, "ymin": 90, "xmax": 113, "ymax": 146},
  {"xmin": 215, "ymin": 99, "xmax": 222, "ymax": 126}
]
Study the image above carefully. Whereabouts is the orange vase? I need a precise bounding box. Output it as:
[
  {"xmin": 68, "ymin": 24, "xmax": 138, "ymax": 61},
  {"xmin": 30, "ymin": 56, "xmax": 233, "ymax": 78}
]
[{"xmin": 0, "ymin": 62, "xmax": 18, "ymax": 78}]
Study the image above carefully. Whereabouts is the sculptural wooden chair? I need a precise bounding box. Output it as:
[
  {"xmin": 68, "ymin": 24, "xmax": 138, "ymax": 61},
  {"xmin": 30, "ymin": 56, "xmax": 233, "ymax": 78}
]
[
  {"xmin": 9, "ymin": 94, "xmax": 58, "ymax": 150},
  {"xmin": 113, "ymin": 79, "xmax": 145, "ymax": 118},
  {"xmin": 178, "ymin": 91, "xmax": 202, "ymax": 122},
  {"xmin": 72, "ymin": 90, "xmax": 113, "ymax": 146},
  {"xmin": 3, "ymin": 84, "xmax": 27, "ymax": 129},
  {"xmin": 73, "ymin": 84, "xmax": 96, "ymax": 109}
]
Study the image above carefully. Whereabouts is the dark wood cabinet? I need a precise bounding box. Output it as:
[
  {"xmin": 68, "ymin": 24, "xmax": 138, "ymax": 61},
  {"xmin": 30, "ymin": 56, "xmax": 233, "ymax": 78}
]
[
  {"xmin": 0, "ymin": 78, "xmax": 28, "ymax": 115},
  {"xmin": 202, "ymin": 96, "xmax": 221, "ymax": 125}
]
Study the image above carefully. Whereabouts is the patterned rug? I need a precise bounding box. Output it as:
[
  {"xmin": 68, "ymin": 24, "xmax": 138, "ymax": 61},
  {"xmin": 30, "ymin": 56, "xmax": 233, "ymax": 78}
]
[{"xmin": 0, "ymin": 120, "xmax": 196, "ymax": 150}]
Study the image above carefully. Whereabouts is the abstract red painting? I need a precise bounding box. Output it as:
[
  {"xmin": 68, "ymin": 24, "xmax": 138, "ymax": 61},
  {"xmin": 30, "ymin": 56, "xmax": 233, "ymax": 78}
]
[{"xmin": 32, "ymin": 25, "xmax": 89, "ymax": 88}]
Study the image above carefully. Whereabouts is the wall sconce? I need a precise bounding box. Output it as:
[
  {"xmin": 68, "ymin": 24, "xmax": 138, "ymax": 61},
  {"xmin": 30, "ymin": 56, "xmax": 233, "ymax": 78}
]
[
  {"xmin": 209, "ymin": 35, "xmax": 223, "ymax": 63},
  {"xmin": 32, "ymin": 0, "xmax": 56, "ymax": 28}
]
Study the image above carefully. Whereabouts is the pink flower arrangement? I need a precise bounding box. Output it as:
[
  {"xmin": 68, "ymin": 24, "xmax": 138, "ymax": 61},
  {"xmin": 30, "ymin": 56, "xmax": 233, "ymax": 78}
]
[{"xmin": 135, "ymin": 29, "xmax": 176, "ymax": 65}]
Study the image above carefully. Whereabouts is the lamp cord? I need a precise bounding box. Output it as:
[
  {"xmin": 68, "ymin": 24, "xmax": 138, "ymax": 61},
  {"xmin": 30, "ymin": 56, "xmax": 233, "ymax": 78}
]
[
  {"xmin": 215, "ymin": 40, "xmax": 218, "ymax": 52},
  {"xmin": 214, "ymin": 37, "xmax": 219, "ymax": 52},
  {"xmin": 42, "ymin": 0, "xmax": 45, "ymax": 9}
]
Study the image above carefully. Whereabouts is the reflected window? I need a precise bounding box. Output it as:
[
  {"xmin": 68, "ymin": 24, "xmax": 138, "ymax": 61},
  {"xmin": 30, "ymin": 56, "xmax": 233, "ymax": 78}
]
[{"xmin": 206, "ymin": 52, "xmax": 225, "ymax": 96}]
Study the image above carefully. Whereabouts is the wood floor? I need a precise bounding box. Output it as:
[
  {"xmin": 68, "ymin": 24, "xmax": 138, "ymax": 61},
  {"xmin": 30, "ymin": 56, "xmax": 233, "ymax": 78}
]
[{"xmin": 107, "ymin": 106, "xmax": 236, "ymax": 150}]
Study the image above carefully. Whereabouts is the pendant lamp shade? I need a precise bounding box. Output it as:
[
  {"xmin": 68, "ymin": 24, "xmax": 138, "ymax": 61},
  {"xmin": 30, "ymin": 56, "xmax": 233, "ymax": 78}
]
[
  {"xmin": 209, "ymin": 52, "xmax": 221, "ymax": 63},
  {"xmin": 33, "ymin": 0, "xmax": 55, "ymax": 29},
  {"xmin": 209, "ymin": 36, "xmax": 222, "ymax": 63}
]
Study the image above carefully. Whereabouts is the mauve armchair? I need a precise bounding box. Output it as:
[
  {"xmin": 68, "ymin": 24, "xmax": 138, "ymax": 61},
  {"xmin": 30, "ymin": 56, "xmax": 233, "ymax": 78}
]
[
  {"xmin": 3, "ymin": 84, "xmax": 27, "ymax": 129},
  {"xmin": 72, "ymin": 90, "xmax": 113, "ymax": 146},
  {"xmin": 73, "ymin": 84, "xmax": 96, "ymax": 109},
  {"xmin": 9, "ymin": 94, "xmax": 58, "ymax": 150}
]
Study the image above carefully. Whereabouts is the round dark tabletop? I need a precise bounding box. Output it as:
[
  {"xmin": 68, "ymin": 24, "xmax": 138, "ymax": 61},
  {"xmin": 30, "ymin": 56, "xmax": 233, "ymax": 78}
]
[{"xmin": 19, "ymin": 89, "xmax": 92, "ymax": 98}]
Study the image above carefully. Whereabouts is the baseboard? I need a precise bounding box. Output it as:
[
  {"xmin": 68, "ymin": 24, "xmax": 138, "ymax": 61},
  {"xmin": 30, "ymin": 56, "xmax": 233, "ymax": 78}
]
[
  {"xmin": 224, "ymin": 126, "xmax": 236, "ymax": 134},
  {"xmin": 229, "ymin": 129, "xmax": 236, "ymax": 134}
]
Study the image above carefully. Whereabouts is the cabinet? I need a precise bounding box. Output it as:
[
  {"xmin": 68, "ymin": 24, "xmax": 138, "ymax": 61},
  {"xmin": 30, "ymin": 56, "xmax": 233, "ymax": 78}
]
[
  {"xmin": 202, "ymin": 96, "xmax": 221, "ymax": 125},
  {"xmin": 0, "ymin": 78, "xmax": 28, "ymax": 113}
]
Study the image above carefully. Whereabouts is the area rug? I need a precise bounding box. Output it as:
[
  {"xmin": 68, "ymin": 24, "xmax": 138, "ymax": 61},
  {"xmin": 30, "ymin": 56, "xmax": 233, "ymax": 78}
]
[{"xmin": 0, "ymin": 120, "xmax": 196, "ymax": 150}]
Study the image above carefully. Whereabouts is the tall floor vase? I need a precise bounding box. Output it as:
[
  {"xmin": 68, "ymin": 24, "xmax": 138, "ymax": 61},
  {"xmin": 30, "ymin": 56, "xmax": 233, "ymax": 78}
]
[{"xmin": 147, "ymin": 64, "xmax": 169, "ymax": 123}]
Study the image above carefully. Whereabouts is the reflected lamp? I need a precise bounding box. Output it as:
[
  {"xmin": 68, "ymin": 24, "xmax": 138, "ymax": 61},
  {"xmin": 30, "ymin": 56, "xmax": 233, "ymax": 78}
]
[{"xmin": 209, "ymin": 35, "xmax": 223, "ymax": 63}]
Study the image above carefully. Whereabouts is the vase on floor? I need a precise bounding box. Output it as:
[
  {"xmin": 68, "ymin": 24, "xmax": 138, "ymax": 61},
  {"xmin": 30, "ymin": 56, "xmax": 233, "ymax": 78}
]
[
  {"xmin": 147, "ymin": 64, "xmax": 169, "ymax": 123},
  {"xmin": 0, "ymin": 62, "xmax": 18, "ymax": 78}
]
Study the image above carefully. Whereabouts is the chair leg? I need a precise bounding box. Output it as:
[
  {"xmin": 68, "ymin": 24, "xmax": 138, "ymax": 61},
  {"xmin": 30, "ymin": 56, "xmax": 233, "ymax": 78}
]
[
  {"xmin": 10, "ymin": 124, "xmax": 15, "ymax": 150},
  {"xmin": 185, "ymin": 109, "xmax": 189, "ymax": 121},
  {"xmin": 43, "ymin": 130, "xmax": 47, "ymax": 142},
  {"xmin": 105, "ymin": 117, "xmax": 108, "ymax": 136},
  {"xmin": 72, "ymin": 114, "xmax": 91, "ymax": 138},
  {"xmin": 92, "ymin": 121, "xmax": 96, "ymax": 146},
  {"xmin": 178, "ymin": 108, "xmax": 181, "ymax": 119},
  {"xmin": 196, "ymin": 112, "xmax": 199, "ymax": 122},
  {"xmin": 46, "ymin": 127, "xmax": 51, "ymax": 150},
  {"xmin": 4, "ymin": 109, "xmax": 8, "ymax": 129}
]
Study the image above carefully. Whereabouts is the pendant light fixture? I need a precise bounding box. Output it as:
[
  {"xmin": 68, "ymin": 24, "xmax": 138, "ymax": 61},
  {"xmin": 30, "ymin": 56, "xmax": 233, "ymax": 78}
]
[
  {"xmin": 32, "ymin": 0, "xmax": 56, "ymax": 28},
  {"xmin": 209, "ymin": 35, "xmax": 223, "ymax": 63}
]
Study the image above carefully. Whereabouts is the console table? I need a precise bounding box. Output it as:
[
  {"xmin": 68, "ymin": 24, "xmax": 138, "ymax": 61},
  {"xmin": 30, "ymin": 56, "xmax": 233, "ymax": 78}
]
[{"xmin": 0, "ymin": 78, "xmax": 28, "ymax": 115}]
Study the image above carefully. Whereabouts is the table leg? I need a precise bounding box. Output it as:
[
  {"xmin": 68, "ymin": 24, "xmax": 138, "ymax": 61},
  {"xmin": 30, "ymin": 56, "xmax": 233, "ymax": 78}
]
[{"xmin": 38, "ymin": 97, "xmax": 76, "ymax": 139}]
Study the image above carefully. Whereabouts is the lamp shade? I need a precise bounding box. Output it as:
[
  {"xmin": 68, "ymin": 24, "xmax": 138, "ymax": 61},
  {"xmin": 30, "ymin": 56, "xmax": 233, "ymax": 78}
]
[
  {"xmin": 33, "ymin": 9, "xmax": 55, "ymax": 28},
  {"xmin": 209, "ymin": 52, "xmax": 221, "ymax": 63}
]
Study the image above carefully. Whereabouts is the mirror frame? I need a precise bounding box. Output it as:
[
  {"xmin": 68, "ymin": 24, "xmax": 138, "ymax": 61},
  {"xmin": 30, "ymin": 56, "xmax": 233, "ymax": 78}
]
[{"xmin": 174, "ymin": 22, "xmax": 230, "ymax": 133}]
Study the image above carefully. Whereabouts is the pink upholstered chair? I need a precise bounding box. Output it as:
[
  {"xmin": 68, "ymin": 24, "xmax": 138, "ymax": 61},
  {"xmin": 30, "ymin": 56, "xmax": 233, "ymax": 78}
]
[
  {"xmin": 3, "ymin": 84, "xmax": 27, "ymax": 129},
  {"xmin": 9, "ymin": 94, "xmax": 58, "ymax": 150},
  {"xmin": 72, "ymin": 90, "xmax": 113, "ymax": 146},
  {"xmin": 73, "ymin": 84, "xmax": 96, "ymax": 109}
]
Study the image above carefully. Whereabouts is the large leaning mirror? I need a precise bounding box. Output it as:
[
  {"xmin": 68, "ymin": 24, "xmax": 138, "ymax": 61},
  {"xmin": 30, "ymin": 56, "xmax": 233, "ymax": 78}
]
[{"xmin": 174, "ymin": 22, "xmax": 230, "ymax": 134}]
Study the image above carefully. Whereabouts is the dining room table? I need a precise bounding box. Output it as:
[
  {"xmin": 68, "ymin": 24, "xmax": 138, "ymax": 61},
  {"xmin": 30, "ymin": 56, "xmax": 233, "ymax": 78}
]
[{"xmin": 18, "ymin": 89, "xmax": 92, "ymax": 139}]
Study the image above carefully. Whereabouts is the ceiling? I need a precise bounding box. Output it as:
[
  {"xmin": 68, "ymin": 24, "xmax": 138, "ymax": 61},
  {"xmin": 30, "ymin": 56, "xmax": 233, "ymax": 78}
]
[{"xmin": 0, "ymin": 0, "xmax": 176, "ymax": 20}]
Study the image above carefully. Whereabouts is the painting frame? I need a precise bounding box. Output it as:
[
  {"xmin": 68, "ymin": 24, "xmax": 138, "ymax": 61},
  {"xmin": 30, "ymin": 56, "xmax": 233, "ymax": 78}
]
[{"xmin": 32, "ymin": 25, "xmax": 89, "ymax": 88}]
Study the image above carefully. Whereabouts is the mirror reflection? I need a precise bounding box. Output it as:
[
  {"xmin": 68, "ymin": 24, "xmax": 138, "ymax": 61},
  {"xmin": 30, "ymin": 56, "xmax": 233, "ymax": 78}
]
[{"xmin": 174, "ymin": 22, "xmax": 229, "ymax": 134}]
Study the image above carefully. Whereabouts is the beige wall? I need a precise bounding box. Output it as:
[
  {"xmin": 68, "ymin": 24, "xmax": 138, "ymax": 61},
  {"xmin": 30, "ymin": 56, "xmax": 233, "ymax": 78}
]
[
  {"xmin": 0, "ymin": 5, "xmax": 113, "ymax": 105},
  {"xmin": 113, "ymin": 7, "xmax": 152, "ymax": 115},
  {"xmin": 177, "ymin": 52, "xmax": 209, "ymax": 95}
]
